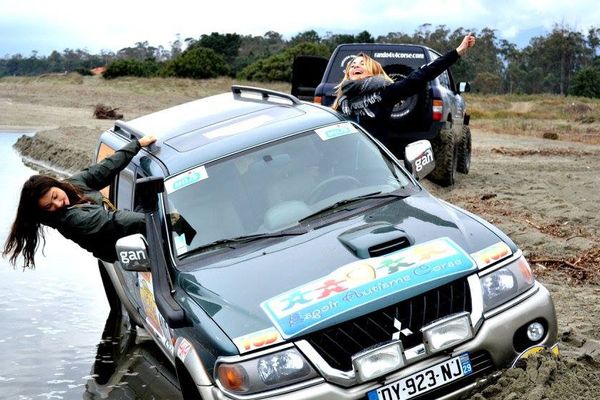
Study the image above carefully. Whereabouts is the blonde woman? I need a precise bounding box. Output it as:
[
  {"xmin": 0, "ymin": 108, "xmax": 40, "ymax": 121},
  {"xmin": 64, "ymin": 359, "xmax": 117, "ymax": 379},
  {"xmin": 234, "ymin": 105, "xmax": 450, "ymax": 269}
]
[{"xmin": 332, "ymin": 34, "xmax": 476, "ymax": 148}]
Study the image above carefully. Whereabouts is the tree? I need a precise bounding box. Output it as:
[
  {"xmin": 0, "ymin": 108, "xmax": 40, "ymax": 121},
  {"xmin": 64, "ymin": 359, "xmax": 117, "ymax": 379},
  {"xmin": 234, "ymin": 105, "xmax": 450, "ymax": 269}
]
[
  {"xmin": 238, "ymin": 42, "xmax": 329, "ymax": 82},
  {"xmin": 290, "ymin": 30, "xmax": 321, "ymax": 46},
  {"xmin": 192, "ymin": 32, "xmax": 242, "ymax": 66},
  {"xmin": 355, "ymin": 30, "xmax": 374, "ymax": 43},
  {"xmin": 570, "ymin": 67, "xmax": 600, "ymax": 98},
  {"xmin": 166, "ymin": 46, "xmax": 229, "ymax": 79}
]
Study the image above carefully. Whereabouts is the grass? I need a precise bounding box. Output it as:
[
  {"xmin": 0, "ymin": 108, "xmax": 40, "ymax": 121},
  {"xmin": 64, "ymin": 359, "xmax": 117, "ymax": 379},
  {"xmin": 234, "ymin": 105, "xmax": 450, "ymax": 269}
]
[
  {"xmin": 464, "ymin": 93, "xmax": 600, "ymax": 144},
  {"xmin": 2, "ymin": 74, "xmax": 600, "ymax": 144}
]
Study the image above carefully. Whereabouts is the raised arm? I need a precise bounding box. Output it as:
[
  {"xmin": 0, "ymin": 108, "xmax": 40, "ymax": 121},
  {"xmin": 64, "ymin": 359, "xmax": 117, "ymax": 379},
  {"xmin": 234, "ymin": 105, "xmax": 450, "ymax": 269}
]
[
  {"xmin": 69, "ymin": 135, "xmax": 156, "ymax": 191},
  {"xmin": 382, "ymin": 34, "xmax": 476, "ymax": 104}
]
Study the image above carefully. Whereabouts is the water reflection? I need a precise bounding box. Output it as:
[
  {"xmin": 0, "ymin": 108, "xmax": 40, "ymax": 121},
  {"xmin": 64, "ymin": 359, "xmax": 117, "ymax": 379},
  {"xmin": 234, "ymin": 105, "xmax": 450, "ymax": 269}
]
[
  {"xmin": 84, "ymin": 311, "xmax": 182, "ymax": 400},
  {"xmin": 0, "ymin": 133, "xmax": 181, "ymax": 399}
]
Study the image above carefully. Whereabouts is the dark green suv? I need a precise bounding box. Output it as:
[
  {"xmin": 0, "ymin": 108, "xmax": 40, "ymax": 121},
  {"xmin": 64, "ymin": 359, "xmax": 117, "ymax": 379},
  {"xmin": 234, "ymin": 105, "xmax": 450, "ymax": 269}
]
[{"xmin": 95, "ymin": 86, "xmax": 557, "ymax": 400}]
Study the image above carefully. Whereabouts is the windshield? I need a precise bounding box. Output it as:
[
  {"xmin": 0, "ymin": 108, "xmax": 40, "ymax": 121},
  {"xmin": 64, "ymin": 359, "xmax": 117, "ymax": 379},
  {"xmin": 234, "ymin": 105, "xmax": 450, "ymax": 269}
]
[{"xmin": 164, "ymin": 122, "xmax": 414, "ymax": 257}]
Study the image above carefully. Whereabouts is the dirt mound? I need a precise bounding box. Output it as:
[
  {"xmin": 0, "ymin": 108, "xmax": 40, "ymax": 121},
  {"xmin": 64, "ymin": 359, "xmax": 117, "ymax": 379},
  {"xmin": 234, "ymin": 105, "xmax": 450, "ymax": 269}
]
[
  {"xmin": 466, "ymin": 351, "xmax": 600, "ymax": 400},
  {"xmin": 13, "ymin": 127, "xmax": 100, "ymax": 174}
]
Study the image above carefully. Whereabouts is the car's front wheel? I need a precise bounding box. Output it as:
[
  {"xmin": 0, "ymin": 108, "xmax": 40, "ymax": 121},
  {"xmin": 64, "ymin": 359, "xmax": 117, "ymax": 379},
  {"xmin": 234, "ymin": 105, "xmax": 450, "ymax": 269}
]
[{"xmin": 428, "ymin": 126, "xmax": 457, "ymax": 187}]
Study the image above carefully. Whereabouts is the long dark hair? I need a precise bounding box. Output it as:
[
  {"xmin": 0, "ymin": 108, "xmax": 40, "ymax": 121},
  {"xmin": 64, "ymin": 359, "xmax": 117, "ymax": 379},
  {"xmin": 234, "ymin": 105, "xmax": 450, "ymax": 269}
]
[{"xmin": 3, "ymin": 175, "xmax": 87, "ymax": 268}]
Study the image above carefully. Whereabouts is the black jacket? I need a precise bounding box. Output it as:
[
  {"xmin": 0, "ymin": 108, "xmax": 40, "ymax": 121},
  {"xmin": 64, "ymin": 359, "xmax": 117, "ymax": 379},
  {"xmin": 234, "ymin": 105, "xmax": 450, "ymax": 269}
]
[
  {"xmin": 43, "ymin": 140, "xmax": 145, "ymax": 262},
  {"xmin": 345, "ymin": 49, "xmax": 460, "ymax": 148}
]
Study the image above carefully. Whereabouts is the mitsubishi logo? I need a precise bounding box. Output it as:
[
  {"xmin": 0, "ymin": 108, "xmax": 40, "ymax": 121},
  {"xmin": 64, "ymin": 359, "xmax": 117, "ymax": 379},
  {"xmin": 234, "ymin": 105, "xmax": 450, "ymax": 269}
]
[{"xmin": 392, "ymin": 318, "xmax": 413, "ymax": 340}]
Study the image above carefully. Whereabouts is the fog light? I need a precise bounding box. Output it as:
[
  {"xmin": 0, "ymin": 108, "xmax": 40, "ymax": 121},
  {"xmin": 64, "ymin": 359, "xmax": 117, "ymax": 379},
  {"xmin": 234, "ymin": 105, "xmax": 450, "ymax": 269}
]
[
  {"xmin": 526, "ymin": 322, "xmax": 545, "ymax": 342},
  {"xmin": 352, "ymin": 341, "xmax": 405, "ymax": 382},
  {"xmin": 422, "ymin": 312, "xmax": 473, "ymax": 353}
]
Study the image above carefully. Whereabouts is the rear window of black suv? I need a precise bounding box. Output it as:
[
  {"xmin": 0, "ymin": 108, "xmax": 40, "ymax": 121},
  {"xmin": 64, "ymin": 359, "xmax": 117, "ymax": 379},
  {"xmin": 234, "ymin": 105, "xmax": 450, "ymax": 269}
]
[{"xmin": 326, "ymin": 47, "xmax": 427, "ymax": 83}]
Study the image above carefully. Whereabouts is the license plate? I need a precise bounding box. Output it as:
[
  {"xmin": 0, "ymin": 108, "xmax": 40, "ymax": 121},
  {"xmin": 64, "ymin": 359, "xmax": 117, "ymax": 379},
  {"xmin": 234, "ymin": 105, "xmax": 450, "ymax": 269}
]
[{"xmin": 367, "ymin": 353, "xmax": 472, "ymax": 400}]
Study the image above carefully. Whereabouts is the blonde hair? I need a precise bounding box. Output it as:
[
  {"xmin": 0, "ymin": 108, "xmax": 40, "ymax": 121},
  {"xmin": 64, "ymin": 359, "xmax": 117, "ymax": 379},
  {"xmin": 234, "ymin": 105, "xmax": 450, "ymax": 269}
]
[{"xmin": 332, "ymin": 53, "xmax": 394, "ymax": 110}]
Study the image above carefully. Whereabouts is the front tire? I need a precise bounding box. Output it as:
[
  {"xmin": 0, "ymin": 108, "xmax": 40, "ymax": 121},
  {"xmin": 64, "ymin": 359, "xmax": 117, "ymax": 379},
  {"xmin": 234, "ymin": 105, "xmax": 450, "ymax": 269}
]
[
  {"xmin": 428, "ymin": 126, "xmax": 457, "ymax": 187},
  {"xmin": 456, "ymin": 125, "xmax": 471, "ymax": 174}
]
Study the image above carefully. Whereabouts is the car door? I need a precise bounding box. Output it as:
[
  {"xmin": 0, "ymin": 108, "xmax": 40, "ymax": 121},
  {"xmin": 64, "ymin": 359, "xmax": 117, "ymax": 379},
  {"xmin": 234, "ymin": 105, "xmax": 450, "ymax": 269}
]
[{"xmin": 291, "ymin": 55, "xmax": 328, "ymax": 101}]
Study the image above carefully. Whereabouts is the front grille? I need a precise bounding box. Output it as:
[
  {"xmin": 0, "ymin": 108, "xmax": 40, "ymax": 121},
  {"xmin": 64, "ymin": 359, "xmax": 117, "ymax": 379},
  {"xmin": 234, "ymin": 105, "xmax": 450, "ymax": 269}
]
[{"xmin": 304, "ymin": 278, "xmax": 471, "ymax": 371}]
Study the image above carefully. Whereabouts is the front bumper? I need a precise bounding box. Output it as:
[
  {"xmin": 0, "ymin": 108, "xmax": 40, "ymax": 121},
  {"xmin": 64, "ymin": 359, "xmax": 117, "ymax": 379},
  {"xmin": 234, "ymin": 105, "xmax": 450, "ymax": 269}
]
[{"xmin": 196, "ymin": 281, "xmax": 557, "ymax": 400}]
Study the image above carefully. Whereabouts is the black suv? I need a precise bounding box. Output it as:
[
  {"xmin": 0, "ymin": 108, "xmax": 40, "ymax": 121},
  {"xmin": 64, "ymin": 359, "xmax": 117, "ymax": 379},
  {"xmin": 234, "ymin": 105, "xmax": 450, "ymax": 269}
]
[{"xmin": 292, "ymin": 43, "xmax": 472, "ymax": 186}]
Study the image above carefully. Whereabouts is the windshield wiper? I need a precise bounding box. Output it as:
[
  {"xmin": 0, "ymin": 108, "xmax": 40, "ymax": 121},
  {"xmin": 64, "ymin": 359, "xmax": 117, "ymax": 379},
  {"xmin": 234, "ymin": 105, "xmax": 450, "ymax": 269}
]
[
  {"xmin": 298, "ymin": 191, "xmax": 407, "ymax": 223},
  {"xmin": 179, "ymin": 228, "xmax": 308, "ymax": 258}
]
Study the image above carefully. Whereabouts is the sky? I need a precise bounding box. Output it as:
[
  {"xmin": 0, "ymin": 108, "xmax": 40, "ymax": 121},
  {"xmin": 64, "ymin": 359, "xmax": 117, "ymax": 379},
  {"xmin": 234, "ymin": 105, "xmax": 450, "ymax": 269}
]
[{"xmin": 1, "ymin": 0, "xmax": 600, "ymax": 57}]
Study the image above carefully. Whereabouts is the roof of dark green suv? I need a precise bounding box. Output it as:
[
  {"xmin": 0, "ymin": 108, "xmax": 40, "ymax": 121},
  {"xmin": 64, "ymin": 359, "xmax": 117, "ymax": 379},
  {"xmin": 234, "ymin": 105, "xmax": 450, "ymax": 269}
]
[{"xmin": 110, "ymin": 87, "xmax": 346, "ymax": 175}]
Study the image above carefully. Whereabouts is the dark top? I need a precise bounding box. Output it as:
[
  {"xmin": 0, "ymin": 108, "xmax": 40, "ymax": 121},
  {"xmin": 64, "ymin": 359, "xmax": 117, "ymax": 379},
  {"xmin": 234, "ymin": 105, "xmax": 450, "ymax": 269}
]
[
  {"xmin": 43, "ymin": 140, "xmax": 145, "ymax": 262},
  {"xmin": 347, "ymin": 49, "xmax": 460, "ymax": 148}
]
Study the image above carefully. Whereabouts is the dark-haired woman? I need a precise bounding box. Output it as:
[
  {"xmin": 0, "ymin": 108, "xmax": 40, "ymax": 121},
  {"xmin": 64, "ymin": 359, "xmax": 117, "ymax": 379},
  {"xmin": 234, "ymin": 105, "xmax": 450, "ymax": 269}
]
[{"xmin": 3, "ymin": 135, "xmax": 156, "ymax": 268}]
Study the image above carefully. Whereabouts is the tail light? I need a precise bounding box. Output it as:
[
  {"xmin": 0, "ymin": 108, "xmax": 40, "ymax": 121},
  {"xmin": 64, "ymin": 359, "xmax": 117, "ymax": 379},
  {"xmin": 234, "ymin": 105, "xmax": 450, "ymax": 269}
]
[
  {"xmin": 313, "ymin": 96, "xmax": 323, "ymax": 104},
  {"xmin": 432, "ymin": 99, "xmax": 443, "ymax": 121}
]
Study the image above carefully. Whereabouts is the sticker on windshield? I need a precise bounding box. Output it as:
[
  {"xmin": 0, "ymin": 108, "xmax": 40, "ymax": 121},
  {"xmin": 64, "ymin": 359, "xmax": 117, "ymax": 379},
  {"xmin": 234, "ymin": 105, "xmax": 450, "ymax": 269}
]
[
  {"xmin": 165, "ymin": 166, "xmax": 208, "ymax": 194},
  {"xmin": 174, "ymin": 234, "xmax": 188, "ymax": 255},
  {"xmin": 315, "ymin": 123, "xmax": 358, "ymax": 141},
  {"xmin": 470, "ymin": 242, "xmax": 512, "ymax": 269},
  {"xmin": 261, "ymin": 237, "xmax": 476, "ymax": 339}
]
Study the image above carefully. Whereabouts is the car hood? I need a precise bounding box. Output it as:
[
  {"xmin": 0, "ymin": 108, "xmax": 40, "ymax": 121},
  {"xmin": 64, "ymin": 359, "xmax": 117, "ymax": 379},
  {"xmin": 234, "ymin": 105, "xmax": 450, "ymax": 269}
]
[{"xmin": 179, "ymin": 192, "xmax": 514, "ymax": 352}]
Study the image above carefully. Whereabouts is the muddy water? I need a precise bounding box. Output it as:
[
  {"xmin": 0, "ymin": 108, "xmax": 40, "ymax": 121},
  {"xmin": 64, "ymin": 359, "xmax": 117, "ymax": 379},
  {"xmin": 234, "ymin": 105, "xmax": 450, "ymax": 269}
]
[{"xmin": 0, "ymin": 133, "xmax": 181, "ymax": 399}]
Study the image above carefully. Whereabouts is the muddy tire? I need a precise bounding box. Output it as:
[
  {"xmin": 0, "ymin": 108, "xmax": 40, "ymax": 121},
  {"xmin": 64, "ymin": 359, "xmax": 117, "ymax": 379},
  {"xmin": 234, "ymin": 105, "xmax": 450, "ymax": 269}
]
[
  {"xmin": 428, "ymin": 127, "xmax": 457, "ymax": 187},
  {"xmin": 457, "ymin": 125, "xmax": 471, "ymax": 174}
]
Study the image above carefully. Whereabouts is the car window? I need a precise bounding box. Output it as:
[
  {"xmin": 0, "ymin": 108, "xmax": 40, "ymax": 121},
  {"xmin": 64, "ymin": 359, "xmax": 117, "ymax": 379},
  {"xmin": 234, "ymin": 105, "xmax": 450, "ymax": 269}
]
[
  {"xmin": 327, "ymin": 48, "xmax": 427, "ymax": 83},
  {"xmin": 116, "ymin": 168, "xmax": 135, "ymax": 210},
  {"xmin": 163, "ymin": 122, "xmax": 414, "ymax": 257}
]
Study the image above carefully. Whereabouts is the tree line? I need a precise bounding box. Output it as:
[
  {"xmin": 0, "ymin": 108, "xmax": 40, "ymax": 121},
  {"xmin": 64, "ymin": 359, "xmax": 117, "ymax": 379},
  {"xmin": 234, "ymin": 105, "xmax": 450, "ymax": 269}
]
[{"xmin": 2, "ymin": 24, "xmax": 600, "ymax": 98}]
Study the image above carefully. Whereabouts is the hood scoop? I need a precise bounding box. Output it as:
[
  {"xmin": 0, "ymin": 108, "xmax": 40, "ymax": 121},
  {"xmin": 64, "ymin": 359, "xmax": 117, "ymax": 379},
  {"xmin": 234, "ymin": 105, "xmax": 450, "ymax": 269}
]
[{"xmin": 338, "ymin": 222, "xmax": 412, "ymax": 259}]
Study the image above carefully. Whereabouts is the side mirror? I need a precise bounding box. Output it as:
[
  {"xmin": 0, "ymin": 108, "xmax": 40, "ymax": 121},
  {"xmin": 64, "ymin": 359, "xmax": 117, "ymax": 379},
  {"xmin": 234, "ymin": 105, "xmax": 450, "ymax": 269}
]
[
  {"xmin": 458, "ymin": 82, "xmax": 471, "ymax": 93},
  {"xmin": 404, "ymin": 140, "xmax": 435, "ymax": 180},
  {"xmin": 116, "ymin": 234, "xmax": 151, "ymax": 272}
]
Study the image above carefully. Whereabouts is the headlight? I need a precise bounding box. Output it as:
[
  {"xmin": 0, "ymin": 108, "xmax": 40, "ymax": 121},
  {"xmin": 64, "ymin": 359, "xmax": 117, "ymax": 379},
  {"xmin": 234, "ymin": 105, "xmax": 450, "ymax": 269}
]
[
  {"xmin": 216, "ymin": 348, "xmax": 318, "ymax": 395},
  {"xmin": 480, "ymin": 256, "xmax": 535, "ymax": 312}
]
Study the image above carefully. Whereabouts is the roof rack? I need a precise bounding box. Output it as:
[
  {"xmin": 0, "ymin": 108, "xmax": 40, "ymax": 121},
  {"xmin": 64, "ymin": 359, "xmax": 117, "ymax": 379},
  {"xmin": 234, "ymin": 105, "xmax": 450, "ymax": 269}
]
[
  {"xmin": 114, "ymin": 120, "xmax": 144, "ymax": 140},
  {"xmin": 231, "ymin": 85, "xmax": 302, "ymax": 105},
  {"xmin": 113, "ymin": 120, "xmax": 158, "ymax": 151}
]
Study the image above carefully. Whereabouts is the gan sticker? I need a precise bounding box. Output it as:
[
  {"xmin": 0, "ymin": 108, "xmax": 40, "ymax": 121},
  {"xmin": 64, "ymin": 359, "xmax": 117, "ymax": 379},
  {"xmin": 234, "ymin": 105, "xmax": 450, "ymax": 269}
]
[
  {"xmin": 233, "ymin": 327, "xmax": 284, "ymax": 354},
  {"xmin": 261, "ymin": 237, "xmax": 476, "ymax": 339},
  {"xmin": 470, "ymin": 242, "xmax": 512, "ymax": 269},
  {"xmin": 165, "ymin": 165, "xmax": 208, "ymax": 194},
  {"xmin": 315, "ymin": 123, "xmax": 358, "ymax": 141}
]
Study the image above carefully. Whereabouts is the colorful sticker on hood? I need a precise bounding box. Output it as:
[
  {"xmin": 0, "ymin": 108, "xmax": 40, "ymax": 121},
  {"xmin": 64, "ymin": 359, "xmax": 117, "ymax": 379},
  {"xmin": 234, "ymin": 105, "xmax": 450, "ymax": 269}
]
[
  {"xmin": 233, "ymin": 327, "xmax": 284, "ymax": 354},
  {"xmin": 470, "ymin": 242, "xmax": 512, "ymax": 269},
  {"xmin": 261, "ymin": 237, "xmax": 476, "ymax": 339}
]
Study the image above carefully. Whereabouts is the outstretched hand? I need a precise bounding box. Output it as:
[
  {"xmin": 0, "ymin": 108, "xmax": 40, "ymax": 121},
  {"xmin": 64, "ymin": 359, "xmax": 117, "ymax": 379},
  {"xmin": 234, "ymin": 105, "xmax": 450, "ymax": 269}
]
[
  {"xmin": 138, "ymin": 135, "xmax": 157, "ymax": 147},
  {"xmin": 457, "ymin": 33, "xmax": 476, "ymax": 56}
]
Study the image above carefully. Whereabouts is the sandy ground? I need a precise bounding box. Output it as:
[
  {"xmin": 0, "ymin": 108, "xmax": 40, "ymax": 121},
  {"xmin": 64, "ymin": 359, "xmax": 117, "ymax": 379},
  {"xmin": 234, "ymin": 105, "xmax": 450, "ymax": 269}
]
[{"xmin": 2, "ymin": 76, "xmax": 600, "ymax": 399}]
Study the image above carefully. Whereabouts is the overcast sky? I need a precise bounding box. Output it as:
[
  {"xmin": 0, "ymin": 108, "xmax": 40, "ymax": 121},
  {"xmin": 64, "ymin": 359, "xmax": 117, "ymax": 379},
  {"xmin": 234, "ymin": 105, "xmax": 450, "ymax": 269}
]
[{"xmin": 1, "ymin": 0, "xmax": 599, "ymax": 56}]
